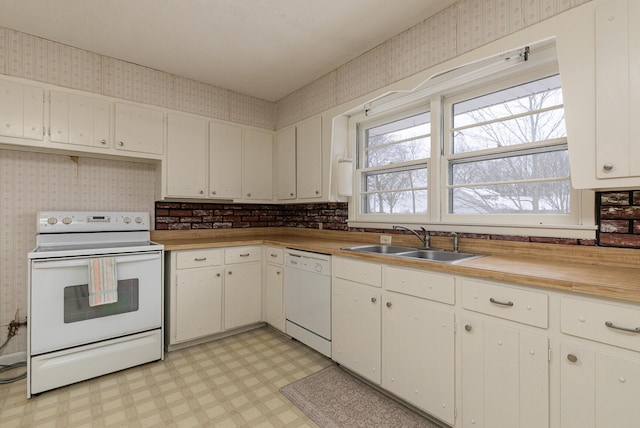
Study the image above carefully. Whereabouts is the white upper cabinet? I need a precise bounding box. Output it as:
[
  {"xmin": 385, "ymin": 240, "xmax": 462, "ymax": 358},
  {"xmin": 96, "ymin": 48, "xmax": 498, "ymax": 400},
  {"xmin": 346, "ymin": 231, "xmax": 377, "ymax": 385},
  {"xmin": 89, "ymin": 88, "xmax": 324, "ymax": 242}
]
[
  {"xmin": 209, "ymin": 121, "xmax": 243, "ymax": 199},
  {"xmin": 0, "ymin": 79, "xmax": 44, "ymax": 141},
  {"xmin": 49, "ymin": 91, "xmax": 110, "ymax": 148},
  {"xmin": 559, "ymin": 0, "xmax": 640, "ymax": 188},
  {"xmin": 166, "ymin": 113, "xmax": 208, "ymax": 198},
  {"xmin": 275, "ymin": 126, "xmax": 296, "ymax": 200},
  {"xmin": 243, "ymin": 129, "xmax": 273, "ymax": 200},
  {"xmin": 594, "ymin": 0, "xmax": 640, "ymax": 180},
  {"xmin": 296, "ymin": 116, "xmax": 322, "ymax": 199},
  {"xmin": 114, "ymin": 102, "xmax": 164, "ymax": 155}
]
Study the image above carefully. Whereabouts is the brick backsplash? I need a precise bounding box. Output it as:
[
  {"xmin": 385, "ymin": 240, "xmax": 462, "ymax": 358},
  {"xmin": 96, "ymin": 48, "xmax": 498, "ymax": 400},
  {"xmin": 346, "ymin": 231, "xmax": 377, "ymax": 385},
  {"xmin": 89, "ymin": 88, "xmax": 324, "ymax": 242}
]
[
  {"xmin": 155, "ymin": 201, "xmax": 349, "ymax": 230},
  {"xmin": 598, "ymin": 190, "xmax": 640, "ymax": 249}
]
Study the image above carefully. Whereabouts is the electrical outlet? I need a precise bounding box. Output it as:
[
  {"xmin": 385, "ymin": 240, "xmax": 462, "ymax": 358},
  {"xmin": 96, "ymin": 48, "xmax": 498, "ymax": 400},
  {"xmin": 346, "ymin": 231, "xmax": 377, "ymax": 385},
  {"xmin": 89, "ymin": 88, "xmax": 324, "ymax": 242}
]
[{"xmin": 380, "ymin": 235, "xmax": 392, "ymax": 244}]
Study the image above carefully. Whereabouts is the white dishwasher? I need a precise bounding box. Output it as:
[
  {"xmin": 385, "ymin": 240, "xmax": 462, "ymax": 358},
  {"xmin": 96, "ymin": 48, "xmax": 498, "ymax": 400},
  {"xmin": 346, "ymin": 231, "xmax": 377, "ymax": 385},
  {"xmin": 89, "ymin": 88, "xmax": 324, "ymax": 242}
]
[{"xmin": 284, "ymin": 249, "xmax": 332, "ymax": 357}]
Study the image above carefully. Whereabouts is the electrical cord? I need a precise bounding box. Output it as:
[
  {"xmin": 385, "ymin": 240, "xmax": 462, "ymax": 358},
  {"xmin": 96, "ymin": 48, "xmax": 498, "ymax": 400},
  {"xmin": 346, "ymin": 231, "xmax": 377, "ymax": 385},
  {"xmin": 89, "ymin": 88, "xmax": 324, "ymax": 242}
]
[{"xmin": 0, "ymin": 318, "xmax": 28, "ymax": 384}]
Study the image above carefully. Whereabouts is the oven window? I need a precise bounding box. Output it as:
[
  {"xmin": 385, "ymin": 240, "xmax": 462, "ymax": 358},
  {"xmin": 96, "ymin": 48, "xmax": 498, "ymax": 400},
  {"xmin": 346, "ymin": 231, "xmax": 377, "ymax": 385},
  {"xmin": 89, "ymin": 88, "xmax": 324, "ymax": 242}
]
[{"xmin": 63, "ymin": 279, "xmax": 139, "ymax": 323}]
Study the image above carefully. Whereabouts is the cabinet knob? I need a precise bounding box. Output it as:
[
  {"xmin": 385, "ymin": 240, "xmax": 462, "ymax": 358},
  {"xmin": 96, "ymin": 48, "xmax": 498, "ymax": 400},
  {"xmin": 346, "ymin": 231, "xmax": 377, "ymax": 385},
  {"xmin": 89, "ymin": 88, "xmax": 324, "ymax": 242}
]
[
  {"xmin": 246, "ymin": 193, "xmax": 251, "ymax": 197},
  {"xmin": 211, "ymin": 190, "xmax": 217, "ymax": 195},
  {"xmin": 464, "ymin": 324, "xmax": 472, "ymax": 332},
  {"xmin": 228, "ymin": 271, "xmax": 232, "ymax": 275},
  {"xmin": 290, "ymin": 193, "xmax": 294, "ymax": 197},
  {"xmin": 386, "ymin": 301, "xmax": 392, "ymax": 308},
  {"xmin": 276, "ymin": 270, "xmax": 281, "ymax": 275},
  {"xmin": 119, "ymin": 141, "xmax": 124, "ymax": 146},
  {"xmin": 602, "ymin": 163, "xmax": 614, "ymax": 171},
  {"xmin": 371, "ymin": 297, "xmax": 377, "ymax": 303},
  {"xmin": 567, "ymin": 354, "xmax": 578, "ymax": 363},
  {"xmin": 315, "ymin": 190, "xmax": 320, "ymax": 195},
  {"xmin": 216, "ymin": 273, "xmax": 221, "ymax": 277},
  {"xmin": 100, "ymin": 139, "xmax": 107, "ymax": 145},
  {"xmin": 199, "ymin": 190, "xmax": 204, "ymax": 195}
]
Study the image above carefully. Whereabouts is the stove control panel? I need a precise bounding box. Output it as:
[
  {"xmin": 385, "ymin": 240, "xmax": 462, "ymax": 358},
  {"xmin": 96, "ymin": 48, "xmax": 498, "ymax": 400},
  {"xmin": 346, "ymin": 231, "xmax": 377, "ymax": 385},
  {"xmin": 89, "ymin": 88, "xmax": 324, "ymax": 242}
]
[{"xmin": 37, "ymin": 211, "xmax": 151, "ymax": 233}]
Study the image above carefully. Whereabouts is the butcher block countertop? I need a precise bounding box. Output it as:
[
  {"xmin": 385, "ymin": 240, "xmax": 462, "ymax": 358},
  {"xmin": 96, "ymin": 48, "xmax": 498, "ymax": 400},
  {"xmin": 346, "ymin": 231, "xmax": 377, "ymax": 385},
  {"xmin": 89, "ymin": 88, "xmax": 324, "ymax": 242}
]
[{"xmin": 152, "ymin": 227, "xmax": 640, "ymax": 304}]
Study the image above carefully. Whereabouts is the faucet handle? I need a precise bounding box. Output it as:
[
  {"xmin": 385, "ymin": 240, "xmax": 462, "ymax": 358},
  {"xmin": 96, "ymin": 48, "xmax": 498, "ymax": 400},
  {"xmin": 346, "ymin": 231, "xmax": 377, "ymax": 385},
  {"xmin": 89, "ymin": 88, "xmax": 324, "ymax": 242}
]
[{"xmin": 451, "ymin": 232, "xmax": 459, "ymax": 252}]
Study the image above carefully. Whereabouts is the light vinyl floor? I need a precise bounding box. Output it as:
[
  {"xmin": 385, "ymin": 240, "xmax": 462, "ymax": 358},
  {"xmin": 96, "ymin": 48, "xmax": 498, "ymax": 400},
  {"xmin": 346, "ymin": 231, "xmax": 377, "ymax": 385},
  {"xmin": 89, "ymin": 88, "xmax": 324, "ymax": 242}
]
[{"xmin": 0, "ymin": 327, "xmax": 332, "ymax": 427}]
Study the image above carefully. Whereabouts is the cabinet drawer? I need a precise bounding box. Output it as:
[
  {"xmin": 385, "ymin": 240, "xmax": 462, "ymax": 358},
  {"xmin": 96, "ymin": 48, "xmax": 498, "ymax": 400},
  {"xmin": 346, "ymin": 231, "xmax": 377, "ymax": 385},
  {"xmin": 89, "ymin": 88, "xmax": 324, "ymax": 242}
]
[
  {"xmin": 264, "ymin": 246, "xmax": 284, "ymax": 264},
  {"xmin": 561, "ymin": 297, "xmax": 640, "ymax": 352},
  {"xmin": 225, "ymin": 246, "xmax": 262, "ymax": 264},
  {"xmin": 461, "ymin": 278, "xmax": 548, "ymax": 328},
  {"xmin": 384, "ymin": 266, "xmax": 454, "ymax": 305},
  {"xmin": 333, "ymin": 257, "xmax": 382, "ymax": 287},
  {"xmin": 176, "ymin": 249, "xmax": 222, "ymax": 269}
]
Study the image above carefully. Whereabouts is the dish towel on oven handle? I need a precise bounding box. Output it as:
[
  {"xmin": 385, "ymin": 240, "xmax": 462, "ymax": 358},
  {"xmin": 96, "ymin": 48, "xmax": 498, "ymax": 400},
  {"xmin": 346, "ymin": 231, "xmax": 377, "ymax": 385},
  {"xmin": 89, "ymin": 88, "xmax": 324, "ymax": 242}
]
[{"xmin": 88, "ymin": 257, "xmax": 118, "ymax": 306}]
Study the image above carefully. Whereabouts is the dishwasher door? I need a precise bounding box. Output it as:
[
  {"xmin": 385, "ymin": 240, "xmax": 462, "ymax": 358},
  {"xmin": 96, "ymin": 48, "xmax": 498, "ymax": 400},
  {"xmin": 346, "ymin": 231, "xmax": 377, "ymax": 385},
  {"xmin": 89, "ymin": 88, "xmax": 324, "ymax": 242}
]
[{"xmin": 284, "ymin": 250, "xmax": 332, "ymax": 357}]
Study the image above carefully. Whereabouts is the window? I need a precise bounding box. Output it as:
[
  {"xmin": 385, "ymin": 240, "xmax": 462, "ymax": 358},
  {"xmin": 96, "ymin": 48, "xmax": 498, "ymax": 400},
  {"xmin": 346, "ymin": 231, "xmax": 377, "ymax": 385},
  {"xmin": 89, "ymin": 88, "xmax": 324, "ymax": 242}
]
[
  {"xmin": 358, "ymin": 108, "xmax": 430, "ymax": 217},
  {"xmin": 444, "ymin": 73, "xmax": 574, "ymax": 223},
  {"xmin": 350, "ymin": 47, "xmax": 588, "ymax": 232}
]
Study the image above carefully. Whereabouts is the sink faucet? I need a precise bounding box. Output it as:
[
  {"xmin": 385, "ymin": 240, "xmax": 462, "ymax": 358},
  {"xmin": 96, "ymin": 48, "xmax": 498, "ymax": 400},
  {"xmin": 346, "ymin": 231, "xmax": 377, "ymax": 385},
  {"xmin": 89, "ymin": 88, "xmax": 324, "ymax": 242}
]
[
  {"xmin": 393, "ymin": 225, "xmax": 430, "ymax": 249},
  {"xmin": 451, "ymin": 232, "xmax": 459, "ymax": 253}
]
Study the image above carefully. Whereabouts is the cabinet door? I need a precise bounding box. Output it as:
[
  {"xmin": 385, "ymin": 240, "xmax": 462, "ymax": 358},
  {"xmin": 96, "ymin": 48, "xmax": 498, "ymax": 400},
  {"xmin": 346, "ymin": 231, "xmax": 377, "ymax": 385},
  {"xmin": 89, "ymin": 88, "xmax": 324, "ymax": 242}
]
[
  {"xmin": 243, "ymin": 129, "xmax": 273, "ymax": 200},
  {"xmin": 461, "ymin": 316, "xmax": 549, "ymax": 428},
  {"xmin": 264, "ymin": 263, "xmax": 285, "ymax": 332},
  {"xmin": 296, "ymin": 116, "xmax": 322, "ymax": 199},
  {"xmin": 275, "ymin": 126, "xmax": 296, "ymax": 200},
  {"xmin": 166, "ymin": 113, "xmax": 208, "ymax": 198},
  {"xmin": 209, "ymin": 121, "xmax": 242, "ymax": 199},
  {"xmin": 50, "ymin": 91, "xmax": 110, "ymax": 147},
  {"xmin": 383, "ymin": 293, "xmax": 455, "ymax": 425},
  {"xmin": 0, "ymin": 79, "xmax": 44, "ymax": 140},
  {"xmin": 115, "ymin": 103, "xmax": 164, "ymax": 154},
  {"xmin": 175, "ymin": 268, "xmax": 222, "ymax": 342},
  {"xmin": 224, "ymin": 263, "xmax": 262, "ymax": 330},
  {"xmin": 332, "ymin": 278, "xmax": 381, "ymax": 384},
  {"xmin": 561, "ymin": 342, "xmax": 640, "ymax": 428}
]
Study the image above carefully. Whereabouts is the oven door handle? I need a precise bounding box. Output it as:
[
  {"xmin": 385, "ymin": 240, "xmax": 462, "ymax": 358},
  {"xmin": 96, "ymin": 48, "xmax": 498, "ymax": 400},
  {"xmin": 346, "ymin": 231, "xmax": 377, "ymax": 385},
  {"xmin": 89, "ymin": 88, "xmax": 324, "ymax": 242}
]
[{"xmin": 32, "ymin": 253, "xmax": 160, "ymax": 269}]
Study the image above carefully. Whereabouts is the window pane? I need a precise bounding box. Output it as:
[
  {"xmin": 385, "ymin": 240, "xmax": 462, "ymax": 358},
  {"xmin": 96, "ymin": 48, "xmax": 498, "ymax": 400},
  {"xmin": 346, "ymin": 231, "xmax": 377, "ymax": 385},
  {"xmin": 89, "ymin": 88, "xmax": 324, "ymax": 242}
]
[
  {"xmin": 451, "ymin": 181, "xmax": 571, "ymax": 214},
  {"xmin": 365, "ymin": 190, "xmax": 428, "ymax": 214},
  {"xmin": 365, "ymin": 111, "xmax": 431, "ymax": 168},
  {"xmin": 365, "ymin": 168, "xmax": 427, "ymax": 191},
  {"xmin": 452, "ymin": 74, "xmax": 566, "ymax": 154},
  {"xmin": 366, "ymin": 137, "xmax": 430, "ymax": 167},
  {"xmin": 453, "ymin": 109, "xmax": 566, "ymax": 153},
  {"xmin": 451, "ymin": 150, "xmax": 569, "ymax": 185}
]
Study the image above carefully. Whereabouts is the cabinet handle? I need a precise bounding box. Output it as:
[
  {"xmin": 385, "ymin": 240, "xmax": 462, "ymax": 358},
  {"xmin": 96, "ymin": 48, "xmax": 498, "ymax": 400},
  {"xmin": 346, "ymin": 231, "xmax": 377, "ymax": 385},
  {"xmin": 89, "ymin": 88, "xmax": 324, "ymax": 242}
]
[
  {"xmin": 276, "ymin": 270, "xmax": 281, "ymax": 275},
  {"xmin": 315, "ymin": 190, "xmax": 320, "ymax": 195},
  {"xmin": 270, "ymin": 253, "xmax": 278, "ymax": 258},
  {"xmin": 489, "ymin": 297, "xmax": 514, "ymax": 307},
  {"xmin": 605, "ymin": 321, "xmax": 640, "ymax": 334},
  {"xmin": 119, "ymin": 141, "xmax": 124, "ymax": 146},
  {"xmin": 228, "ymin": 271, "xmax": 232, "ymax": 275},
  {"xmin": 386, "ymin": 301, "xmax": 392, "ymax": 308},
  {"xmin": 567, "ymin": 354, "xmax": 578, "ymax": 363},
  {"xmin": 371, "ymin": 297, "xmax": 377, "ymax": 303},
  {"xmin": 464, "ymin": 324, "xmax": 472, "ymax": 332},
  {"xmin": 602, "ymin": 163, "xmax": 614, "ymax": 171},
  {"xmin": 246, "ymin": 193, "xmax": 251, "ymax": 197},
  {"xmin": 240, "ymin": 253, "xmax": 250, "ymax": 257},
  {"xmin": 216, "ymin": 273, "xmax": 221, "ymax": 277},
  {"xmin": 194, "ymin": 257, "xmax": 207, "ymax": 261},
  {"xmin": 100, "ymin": 139, "xmax": 107, "ymax": 145},
  {"xmin": 290, "ymin": 192, "xmax": 294, "ymax": 196},
  {"xmin": 199, "ymin": 190, "xmax": 204, "ymax": 195},
  {"xmin": 211, "ymin": 190, "xmax": 217, "ymax": 195}
]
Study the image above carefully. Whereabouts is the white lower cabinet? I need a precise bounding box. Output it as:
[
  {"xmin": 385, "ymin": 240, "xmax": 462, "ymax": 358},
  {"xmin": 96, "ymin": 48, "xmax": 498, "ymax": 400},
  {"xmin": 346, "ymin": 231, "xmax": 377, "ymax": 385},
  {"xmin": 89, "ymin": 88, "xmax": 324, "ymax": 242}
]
[
  {"xmin": 332, "ymin": 278, "xmax": 382, "ymax": 384},
  {"xmin": 461, "ymin": 315, "xmax": 549, "ymax": 428},
  {"xmin": 175, "ymin": 267, "xmax": 222, "ymax": 342},
  {"xmin": 166, "ymin": 246, "xmax": 262, "ymax": 350},
  {"xmin": 264, "ymin": 246, "xmax": 285, "ymax": 332},
  {"xmin": 384, "ymin": 292, "xmax": 455, "ymax": 425}
]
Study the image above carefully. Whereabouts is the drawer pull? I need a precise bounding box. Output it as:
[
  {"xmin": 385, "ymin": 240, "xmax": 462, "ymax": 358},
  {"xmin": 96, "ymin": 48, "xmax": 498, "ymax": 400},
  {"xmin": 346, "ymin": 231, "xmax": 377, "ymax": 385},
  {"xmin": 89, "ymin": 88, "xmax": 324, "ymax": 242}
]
[
  {"xmin": 567, "ymin": 354, "xmax": 578, "ymax": 363},
  {"xmin": 194, "ymin": 257, "xmax": 207, "ymax": 262},
  {"xmin": 371, "ymin": 297, "xmax": 377, "ymax": 303},
  {"xmin": 490, "ymin": 297, "xmax": 514, "ymax": 307},
  {"xmin": 464, "ymin": 324, "xmax": 472, "ymax": 332},
  {"xmin": 605, "ymin": 321, "xmax": 640, "ymax": 334},
  {"xmin": 386, "ymin": 302, "xmax": 392, "ymax": 308},
  {"xmin": 240, "ymin": 253, "xmax": 251, "ymax": 257},
  {"xmin": 270, "ymin": 253, "xmax": 278, "ymax": 258}
]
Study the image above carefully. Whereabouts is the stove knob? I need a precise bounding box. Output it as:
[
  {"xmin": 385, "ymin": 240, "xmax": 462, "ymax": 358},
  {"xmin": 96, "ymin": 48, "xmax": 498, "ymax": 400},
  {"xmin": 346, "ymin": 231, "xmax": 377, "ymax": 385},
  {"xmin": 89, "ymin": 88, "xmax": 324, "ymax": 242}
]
[
  {"xmin": 123, "ymin": 217, "xmax": 131, "ymax": 224},
  {"xmin": 135, "ymin": 216, "xmax": 143, "ymax": 224},
  {"xmin": 47, "ymin": 217, "xmax": 58, "ymax": 225},
  {"xmin": 62, "ymin": 217, "xmax": 72, "ymax": 225}
]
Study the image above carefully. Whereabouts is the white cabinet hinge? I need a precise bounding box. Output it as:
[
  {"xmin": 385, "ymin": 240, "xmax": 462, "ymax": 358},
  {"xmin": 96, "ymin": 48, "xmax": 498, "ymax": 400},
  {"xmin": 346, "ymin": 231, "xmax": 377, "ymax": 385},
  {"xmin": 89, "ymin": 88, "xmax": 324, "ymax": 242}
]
[
  {"xmin": 548, "ymin": 347, "xmax": 552, "ymax": 363},
  {"xmin": 453, "ymin": 321, "xmax": 457, "ymax": 334}
]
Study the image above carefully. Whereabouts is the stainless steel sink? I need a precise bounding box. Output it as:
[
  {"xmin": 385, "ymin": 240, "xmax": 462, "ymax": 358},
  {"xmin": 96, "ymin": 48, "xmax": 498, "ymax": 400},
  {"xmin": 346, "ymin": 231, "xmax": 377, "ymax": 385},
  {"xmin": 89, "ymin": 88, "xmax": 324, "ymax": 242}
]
[
  {"xmin": 342, "ymin": 244, "xmax": 484, "ymax": 264},
  {"xmin": 342, "ymin": 244, "xmax": 420, "ymax": 254},
  {"xmin": 396, "ymin": 249, "xmax": 484, "ymax": 263}
]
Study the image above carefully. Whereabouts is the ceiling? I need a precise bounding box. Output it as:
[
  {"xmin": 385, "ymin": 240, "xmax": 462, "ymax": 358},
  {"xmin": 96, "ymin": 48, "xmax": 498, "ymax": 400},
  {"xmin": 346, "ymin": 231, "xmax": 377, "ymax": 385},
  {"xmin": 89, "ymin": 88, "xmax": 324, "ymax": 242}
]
[{"xmin": 0, "ymin": 0, "xmax": 458, "ymax": 102}]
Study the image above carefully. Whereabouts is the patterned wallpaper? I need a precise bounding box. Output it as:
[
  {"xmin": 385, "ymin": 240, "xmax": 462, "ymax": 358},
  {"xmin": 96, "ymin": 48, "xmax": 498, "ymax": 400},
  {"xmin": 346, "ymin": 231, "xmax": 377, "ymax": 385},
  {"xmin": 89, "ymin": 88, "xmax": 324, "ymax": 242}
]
[
  {"xmin": 0, "ymin": 150, "xmax": 156, "ymax": 355},
  {"xmin": 0, "ymin": 27, "xmax": 275, "ymax": 130}
]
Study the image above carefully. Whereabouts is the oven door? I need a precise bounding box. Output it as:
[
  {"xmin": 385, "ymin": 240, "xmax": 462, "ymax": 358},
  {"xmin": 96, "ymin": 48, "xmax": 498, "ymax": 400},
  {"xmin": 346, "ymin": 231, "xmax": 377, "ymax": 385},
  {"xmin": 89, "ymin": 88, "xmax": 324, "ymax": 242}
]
[{"xmin": 30, "ymin": 251, "xmax": 162, "ymax": 355}]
